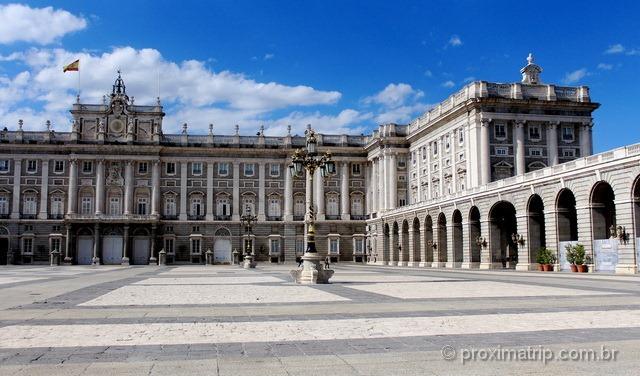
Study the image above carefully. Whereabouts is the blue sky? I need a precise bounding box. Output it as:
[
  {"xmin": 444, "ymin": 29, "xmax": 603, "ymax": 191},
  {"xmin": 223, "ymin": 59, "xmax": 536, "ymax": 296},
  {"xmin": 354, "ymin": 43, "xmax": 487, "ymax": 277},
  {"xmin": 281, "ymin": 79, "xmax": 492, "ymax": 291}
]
[{"xmin": 0, "ymin": 1, "xmax": 638, "ymax": 152}]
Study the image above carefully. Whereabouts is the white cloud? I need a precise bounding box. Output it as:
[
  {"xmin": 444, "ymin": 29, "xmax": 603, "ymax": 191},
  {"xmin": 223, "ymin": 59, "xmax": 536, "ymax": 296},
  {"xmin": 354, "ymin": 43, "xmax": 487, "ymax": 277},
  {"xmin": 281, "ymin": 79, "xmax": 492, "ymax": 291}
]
[
  {"xmin": 448, "ymin": 35, "xmax": 462, "ymax": 47},
  {"xmin": 463, "ymin": 76, "xmax": 476, "ymax": 83},
  {"xmin": 441, "ymin": 80, "xmax": 455, "ymax": 88},
  {"xmin": 362, "ymin": 83, "xmax": 424, "ymax": 108},
  {"xmin": 264, "ymin": 53, "xmax": 275, "ymax": 60},
  {"xmin": 604, "ymin": 44, "xmax": 625, "ymax": 54},
  {"xmin": 597, "ymin": 63, "xmax": 613, "ymax": 70},
  {"xmin": 424, "ymin": 69, "xmax": 433, "ymax": 77},
  {"xmin": 562, "ymin": 68, "xmax": 588, "ymax": 84},
  {"xmin": 0, "ymin": 4, "xmax": 86, "ymax": 44},
  {"xmin": 627, "ymin": 49, "xmax": 640, "ymax": 56}
]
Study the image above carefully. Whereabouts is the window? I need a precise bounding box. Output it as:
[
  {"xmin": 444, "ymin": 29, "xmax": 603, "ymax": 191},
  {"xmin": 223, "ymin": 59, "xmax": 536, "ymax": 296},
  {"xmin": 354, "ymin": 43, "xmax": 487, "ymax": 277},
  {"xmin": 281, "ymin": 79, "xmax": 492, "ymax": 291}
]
[
  {"xmin": 397, "ymin": 156, "xmax": 406, "ymax": 168},
  {"xmin": 458, "ymin": 152, "xmax": 465, "ymax": 161},
  {"xmin": 294, "ymin": 196, "xmax": 305, "ymax": 217},
  {"xmin": 269, "ymin": 164, "xmax": 280, "ymax": 177},
  {"xmin": 399, "ymin": 198, "xmax": 406, "ymax": 206},
  {"xmin": 137, "ymin": 197, "xmax": 148, "ymax": 215},
  {"xmin": 412, "ymin": 152, "xmax": 416, "ymax": 166},
  {"xmin": 190, "ymin": 238, "xmax": 201, "ymax": 254},
  {"xmin": 562, "ymin": 126, "xmax": 574, "ymax": 142},
  {"xmin": 22, "ymin": 238, "xmax": 33, "ymax": 254},
  {"xmin": 190, "ymin": 196, "xmax": 202, "ymax": 216},
  {"xmin": 495, "ymin": 147, "xmax": 508, "ymax": 156},
  {"xmin": 563, "ymin": 149, "xmax": 576, "ymax": 158},
  {"xmin": 0, "ymin": 196, "xmax": 8, "ymax": 214},
  {"xmin": 138, "ymin": 162, "xmax": 148, "ymax": 174},
  {"xmin": 164, "ymin": 238, "xmax": 175, "ymax": 254},
  {"xmin": 494, "ymin": 124, "xmax": 506, "ymax": 139},
  {"xmin": 352, "ymin": 163, "xmax": 361, "ymax": 175},
  {"xmin": 27, "ymin": 160, "xmax": 37, "ymax": 173},
  {"xmin": 295, "ymin": 238, "xmax": 305, "ymax": 256},
  {"xmin": 191, "ymin": 162, "xmax": 203, "ymax": 175},
  {"xmin": 529, "ymin": 125, "xmax": 541, "ymax": 140},
  {"xmin": 459, "ymin": 129, "xmax": 464, "ymax": 144},
  {"xmin": 0, "ymin": 160, "xmax": 9, "ymax": 172},
  {"xmin": 165, "ymin": 162, "xmax": 176, "ymax": 175},
  {"xmin": 164, "ymin": 196, "xmax": 176, "ymax": 216},
  {"xmin": 243, "ymin": 196, "xmax": 255, "ymax": 215},
  {"xmin": 216, "ymin": 196, "xmax": 230, "ymax": 216},
  {"xmin": 54, "ymin": 160, "xmax": 64, "ymax": 173},
  {"xmin": 351, "ymin": 195, "xmax": 363, "ymax": 216},
  {"xmin": 192, "ymin": 226, "xmax": 200, "ymax": 233},
  {"xmin": 23, "ymin": 224, "xmax": 33, "ymax": 232},
  {"xmin": 268, "ymin": 196, "xmax": 281, "ymax": 217},
  {"xmin": 354, "ymin": 238, "xmax": 364, "ymax": 255},
  {"xmin": 326, "ymin": 194, "xmax": 339, "ymax": 216},
  {"xmin": 244, "ymin": 163, "xmax": 255, "ymax": 176},
  {"xmin": 270, "ymin": 239, "xmax": 281, "ymax": 255},
  {"xmin": 165, "ymin": 226, "xmax": 174, "ymax": 233},
  {"xmin": 81, "ymin": 197, "xmax": 93, "ymax": 214},
  {"xmin": 51, "ymin": 196, "xmax": 64, "ymax": 215},
  {"xmin": 329, "ymin": 238, "xmax": 339, "ymax": 255},
  {"xmin": 23, "ymin": 196, "xmax": 37, "ymax": 215},
  {"xmin": 218, "ymin": 162, "xmax": 229, "ymax": 176},
  {"xmin": 529, "ymin": 148, "xmax": 542, "ymax": 157},
  {"xmin": 82, "ymin": 161, "xmax": 93, "ymax": 173},
  {"xmin": 421, "ymin": 146, "xmax": 427, "ymax": 160},
  {"xmin": 433, "ymin": 142, "xmax": 438, "ymax": 155},
  {"xmin": 51, "ymin": 238, "xmax": 61, "ymax": 252},
  {"xmin": 109, "ymin": 197, "xmax": 121, "ymax": 215},
  {"xmin": 445, "ymin": 135, "xmax": 450, "ymax": 150},
  {"xmin": 433, "ymin": 163, "xmax": 438, "ymax": 171}
]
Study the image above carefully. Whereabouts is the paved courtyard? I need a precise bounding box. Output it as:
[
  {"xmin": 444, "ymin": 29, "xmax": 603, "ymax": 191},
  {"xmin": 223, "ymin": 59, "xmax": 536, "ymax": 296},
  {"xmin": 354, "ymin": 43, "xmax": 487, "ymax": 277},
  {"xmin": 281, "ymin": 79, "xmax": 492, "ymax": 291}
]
[{"xmin": 0, "ymin": 264, "xmax": 639, "ymax": 375}]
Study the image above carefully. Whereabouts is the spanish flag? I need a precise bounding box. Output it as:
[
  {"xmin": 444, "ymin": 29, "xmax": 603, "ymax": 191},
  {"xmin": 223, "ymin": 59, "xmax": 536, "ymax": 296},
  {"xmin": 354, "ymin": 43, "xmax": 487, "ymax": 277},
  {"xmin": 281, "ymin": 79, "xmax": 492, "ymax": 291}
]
[{"xmin": 63, "ymin": 59, "xmax": 79, "ymax": 73}]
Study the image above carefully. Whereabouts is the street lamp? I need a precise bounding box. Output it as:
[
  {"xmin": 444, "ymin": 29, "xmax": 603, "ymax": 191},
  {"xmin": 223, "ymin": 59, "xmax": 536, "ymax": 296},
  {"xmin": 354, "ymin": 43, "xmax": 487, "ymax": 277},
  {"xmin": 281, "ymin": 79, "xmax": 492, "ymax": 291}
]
[
  {"xmin": 240, "ymin": 213, "xmax": 257, "ymax": 268},
  {"xmin": 289, "ymin": 125, "xmax": 335, "ymax": 284}
]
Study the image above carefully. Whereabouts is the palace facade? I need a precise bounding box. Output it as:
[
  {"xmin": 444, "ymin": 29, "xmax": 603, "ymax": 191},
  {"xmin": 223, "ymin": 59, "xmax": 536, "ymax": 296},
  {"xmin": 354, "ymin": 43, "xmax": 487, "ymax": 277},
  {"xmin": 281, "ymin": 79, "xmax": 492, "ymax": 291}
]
[{"xmin": 1, "ymin": 55, "xmax": 639, "ymax": 273}]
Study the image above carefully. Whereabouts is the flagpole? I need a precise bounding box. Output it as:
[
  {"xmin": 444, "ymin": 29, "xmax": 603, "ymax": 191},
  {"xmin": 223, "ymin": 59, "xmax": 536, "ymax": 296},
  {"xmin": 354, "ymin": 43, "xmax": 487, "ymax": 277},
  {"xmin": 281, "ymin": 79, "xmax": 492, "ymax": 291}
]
[{"xmin": 78, "ymin": 68, "xmax": 81, "ymax": 98}]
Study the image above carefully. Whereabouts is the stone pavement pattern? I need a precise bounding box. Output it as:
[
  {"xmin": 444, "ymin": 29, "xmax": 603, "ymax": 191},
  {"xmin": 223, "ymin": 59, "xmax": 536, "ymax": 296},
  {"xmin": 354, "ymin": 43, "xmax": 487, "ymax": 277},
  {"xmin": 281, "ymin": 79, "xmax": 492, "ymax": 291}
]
[{"xmin": 0, "ymin": 264, "xmax": 639, "ymax": 375}]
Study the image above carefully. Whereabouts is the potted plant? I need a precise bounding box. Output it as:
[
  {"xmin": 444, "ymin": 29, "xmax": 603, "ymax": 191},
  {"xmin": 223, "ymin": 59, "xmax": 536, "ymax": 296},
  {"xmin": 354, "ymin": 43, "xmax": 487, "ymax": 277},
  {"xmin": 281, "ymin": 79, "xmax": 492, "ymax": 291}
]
[
  {"xmin": 536, "ymin": 247, "xmax": 556, "ymax": 271},
  {"xmin": 565, "ymin": 244, "xmax": 578, "ymax": 272},
  {"xmin": 573, "ymin": 244, "xmax": 589, "ymax": 273}
]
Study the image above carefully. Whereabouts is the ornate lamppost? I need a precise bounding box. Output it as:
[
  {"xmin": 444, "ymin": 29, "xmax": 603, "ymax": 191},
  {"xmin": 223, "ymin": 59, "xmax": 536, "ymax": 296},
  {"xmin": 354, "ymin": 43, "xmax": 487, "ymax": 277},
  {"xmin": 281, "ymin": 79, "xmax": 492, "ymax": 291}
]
[
  {"xmin": 289, "ymin": 126, "xmax": 336, "ymax": 284},
  {"xmin": 240, "ymin": 214, "xmax": 257, "ymax": 268}
]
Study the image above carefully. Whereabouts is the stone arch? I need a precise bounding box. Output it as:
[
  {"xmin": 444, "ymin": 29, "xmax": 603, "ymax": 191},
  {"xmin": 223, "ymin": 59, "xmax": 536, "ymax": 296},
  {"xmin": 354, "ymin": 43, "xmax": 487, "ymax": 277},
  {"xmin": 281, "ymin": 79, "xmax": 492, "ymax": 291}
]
[
  {"xmin": 468, "ymin": 206, "xmax": 481, "ymax": 264},
  {"xmin": 556, "ymin": 188, "xmax": 578, "ymax": 242},
  {"xmin": 436, "ymin": 212, "xmax": 448, "ymax": 265},
  {"xmin": 590, "ymin": 181, "xmax": 616, "ymax": 240},
  {"xmin": 215, "ymin": 227, "xmax": 232, "ymax": 237},
  {"xmin": 383, "ymin": 223, "xmax": 390, "ymax": 263},
  {"xmin": 423, "ymin": 215, "xmax": 434, "ymax": 263},
  {"xmin": 489, "ymin": 201, "xmax": 518, "ymax": 269},
  {"xmin": 527, "ymin": 194, "xmax": 546, "ymax": 266},
  {"xmin": 401, "ymin": 219, "xmax": 410, "ymax": 265},
  {"xmin": 132, "ymin": 227, "xmax": 150, "ymax": 237},
  {"xmin": 452, "ymin": 210, "xmax": 463, "ymax": 266},
  {"xmin": 412, "ymin": 217, "xmax": 421, "ymax": 264}
]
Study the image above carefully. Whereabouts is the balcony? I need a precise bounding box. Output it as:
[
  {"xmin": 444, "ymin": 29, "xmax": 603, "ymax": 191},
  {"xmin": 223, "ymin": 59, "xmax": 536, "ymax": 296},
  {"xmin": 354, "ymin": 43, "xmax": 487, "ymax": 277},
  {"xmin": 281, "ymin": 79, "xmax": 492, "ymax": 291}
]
[
  {"xmin": 188, "ymin": 215, "xmax": 205, "ymax": 221},
  {"xmin": 350, "ymin": 215, "xmax": 366, "ymax": 220},
  {"xmin": 66, "ymin": 213, "xmax": 160, "ymax": 222},
  {"xmin": 163, "ymin": 215, "xmax": 178, "ymax": 220},
  {"xmin": 325, "ymin": 215, "xmax": 340, "ymax": 220},
  {"xmin": 48, "ymin": 214, "xmax": 64, "ymax": 220},
  {"xmin": 293, "ymin": 215, "xmax": 305, "ymax": 221},
  {"xmin": 266, "ymin": 216, "xmax": 282, "ymax": 221},
  {"xmin": 0, "ymin": 213, "xmax": 9, "ymax": 219},
  {"xmin": 21, "ymin": 214, "xmax": 37, "ymax": 220},
  {"xmin": 214, "ymin": 215, "xmax": 231, "ymax": 221}
]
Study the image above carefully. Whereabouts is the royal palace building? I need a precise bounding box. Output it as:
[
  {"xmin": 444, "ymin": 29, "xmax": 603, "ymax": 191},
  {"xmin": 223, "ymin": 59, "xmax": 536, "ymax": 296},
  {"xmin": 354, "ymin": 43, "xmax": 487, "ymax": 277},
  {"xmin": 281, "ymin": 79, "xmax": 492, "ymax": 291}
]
[{"xmin": 2, "ymin": 55, "xmax": 640, "ymax": 274}]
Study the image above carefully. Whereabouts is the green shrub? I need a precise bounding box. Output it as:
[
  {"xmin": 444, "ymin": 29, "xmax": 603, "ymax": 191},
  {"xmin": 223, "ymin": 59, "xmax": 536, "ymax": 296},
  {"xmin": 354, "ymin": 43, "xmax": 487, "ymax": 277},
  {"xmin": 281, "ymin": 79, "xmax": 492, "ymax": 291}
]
[{"xmin": 536, "ymin": 247, "xmax": 556, "ymax": 264}]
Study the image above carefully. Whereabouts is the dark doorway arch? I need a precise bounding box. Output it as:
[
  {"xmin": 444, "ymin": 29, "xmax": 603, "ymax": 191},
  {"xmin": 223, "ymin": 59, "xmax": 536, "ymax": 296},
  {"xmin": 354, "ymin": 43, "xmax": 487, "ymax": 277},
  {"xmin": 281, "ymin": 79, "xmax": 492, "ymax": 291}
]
[
  {"xmin": 424, "ymin": 215, "xmax": 433, "ymax": 264},
  {"xmin": 401, "ymin": 220, "xmax": 410, "ymax": 265},
  {"xmin": 437, "ymin": 213, "xmax": 448, "ymax": 265},
  {"xmin": 527, "ymin": 194, "xmax": 546, "ymax": 266},
  {"xmin": 557, "ymin": 189, "xmax": 578, "ymax": 242},
  {"xmin": 591, "ymin": 181, "xmax": 616, "ymax": 239},
  {"xmin": 412, "ymin": 217, "xmax": 421, "ymax": 264},
  {"xmin": 452, "ymin": 210, "xmax": 463, "ymax": 266},
  {"xmin": 469, "ymin": 206, "xmax": 481, "ymax": 264},
  {"xmin": 489, "ymin": 201, "xmax": 518, "ymax": 268}
]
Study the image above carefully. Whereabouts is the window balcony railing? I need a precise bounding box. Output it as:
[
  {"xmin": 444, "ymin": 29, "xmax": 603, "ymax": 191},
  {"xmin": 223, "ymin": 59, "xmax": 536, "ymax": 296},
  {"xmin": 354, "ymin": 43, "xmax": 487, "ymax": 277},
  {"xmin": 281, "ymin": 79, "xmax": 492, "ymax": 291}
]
[
  {"xmin": 188, "ymin": 215, "xmax": 205, "ymax": 221},
  {"xmin": 214, "ymin": 215, "xmax": 231, "ymax": 221},
  {"xmin": 163, "ymin": 214, "xmax": 178, "ymax": 220},
  {"xmin": 350, "ymin": 215, "xmax": 366, "ymax": 220},
  {"xmin": 266, "ymin": 216, "xmax": 282, "ymax": 221},
  {"xmin": 293, "ymin": 215, "xmax": 305, "ymax": 221},
  {"xmin": 21, "ymin": 214, "xmax": 37, "ymax": 219},
  {"xmin": 0, "ymin": 213, "xmax": 9, "ymax": 219},
  {"xmin": 48, "ymin": 214, "xmax": 64, "ymax": 219},
  {"xmin": 325, "ymin": 215, "xmax": 340, "ymax": 220}
]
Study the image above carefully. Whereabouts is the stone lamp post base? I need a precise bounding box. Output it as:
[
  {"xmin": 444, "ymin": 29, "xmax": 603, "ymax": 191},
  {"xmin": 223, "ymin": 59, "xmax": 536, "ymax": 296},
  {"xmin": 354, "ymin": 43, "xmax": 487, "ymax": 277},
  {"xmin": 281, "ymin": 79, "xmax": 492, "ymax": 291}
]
[
  {"xmin": 290, "ymin": 253, "xmax": 334, "ymax": 284},
  {"xmin": 243, "ymin": 255, "xmax": 257, "ymax": 269}
]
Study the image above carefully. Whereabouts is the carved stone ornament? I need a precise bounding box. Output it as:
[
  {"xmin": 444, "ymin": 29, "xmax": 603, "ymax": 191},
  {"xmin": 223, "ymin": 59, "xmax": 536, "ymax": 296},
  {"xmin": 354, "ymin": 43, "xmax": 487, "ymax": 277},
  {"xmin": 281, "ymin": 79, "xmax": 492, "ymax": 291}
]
[{"xmin": 106, "ymin": 162, "xmax": 124, "ymax": 186}]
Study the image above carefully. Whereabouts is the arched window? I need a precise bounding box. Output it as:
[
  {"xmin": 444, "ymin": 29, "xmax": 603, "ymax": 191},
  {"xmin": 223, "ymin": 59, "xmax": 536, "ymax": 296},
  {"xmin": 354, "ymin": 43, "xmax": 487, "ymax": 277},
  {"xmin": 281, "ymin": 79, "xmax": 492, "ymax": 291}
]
[
  {"xmin": 190, "ymin": 194, "xmax": 203, "ymax": 217},
  {"xmin": 351, "ymin": 193, "xmax": 363, "ymax": 216},
  {"xmin": 50, "ymin": 195, "xmax": 64, "ymax": 216},
  {"xmin": 0, "ymin": 194, "xmax": 8, "ymax": 215},
  {"xmin": 243, "ymin": 195, "xmax": 255, "ymax": 216},
  {"xmin": 326, "ymin": 193, "xmax": 339, "ymax": 216},
  {"xmin": 268, "ymin": 195, "xmax": 281, "ymax": 218},
  {"xmin": 294, "ymin": 195, "xmax": 305, "ymax": 217},
  {"xmin": 216, "ymin": 195, "xmax": 230, "ymax": 217},
  {"xmin": 164, "ymin": 195, "xmax": 176, "ymax": 216},
  {"xmin": 23, "ymin": 194, "xmax": 37, "ymax": 215}
]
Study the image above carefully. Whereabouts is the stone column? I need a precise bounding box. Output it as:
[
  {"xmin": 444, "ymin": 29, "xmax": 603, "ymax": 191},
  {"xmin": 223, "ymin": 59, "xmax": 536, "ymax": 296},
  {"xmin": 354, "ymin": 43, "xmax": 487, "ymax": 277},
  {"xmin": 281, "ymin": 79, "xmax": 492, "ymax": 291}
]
[
  {"xmin": 465, "ymin": 124, "xmax": 472, "ymax": 189},
  {"xmin": 438, "ymin": 138, "xmax": 444, "ymax": 196},
  {"xmin": 314, "ymin": 168, "xmax": 325, "ymax": 220},
  {"xmin": 38, "ymin": 159, "xmax": 49, "ymax": 219},
  {"xmin": 123, "ymin": 161, "xmax": 134, "ymax": 216},
  {"xmin": 92, "ymin": 223, "xmax": 100, "ymax": 265},
  {"xmin": 95, "ymin": 159, "xmax": 105, "ymax": 215},
  {"xmin": 431, "ymin": 221, "xmax": 442, "ymax": 268},
  {"xmin": 179, "ymin": 161, "xmax": 187, "ymax": 221},
  {"xmin": 416, "ymin": 151, "xmax": 422, "ymax": 203},
  {"xmin": 283, "ymin": 161, "xmax": 293, "ymax": 221},
  {"xmin": 205, "ymin": 162, "xmax": 214, "ymax": 220},
  {"xmin": 426, "ymin": 145, "xmax": 432, "ymax": 200},
  {"xmin": 340, "ymin": 162, "xmax": 350, "ymax": 220},
  {"xmin": 480, "ymin": 119, "xmax": 491, "ymax": 184},
  {"xmin": 257, "ymin": 162, "xmax": 266, "ymax": 221},
  {"xmin": 149, "ymin": 225, "xmax": 157, "ymax": 263},
  {"xmin": 10, "ymin": 159, "xmax": 21, "ymax": 220},
  {"xmin": 479, "ymin": 219, "xmax": 493, "ymax": 269},
  {"xmin": 515, "ymin": 213, "xmax": 530, "ymax": 271},
  {"xmin": 122, "ymin": 225, "xmax": 130, "ymax": 265},
  {"xmin": 378, "ymin": 155, "xmax": 386, "ymax": 212},
  {"xmin": 151, "ymin": 160, "xmax": 161, "ymax": 216},
  {"xmin": 305, "ymin": 170, "xmax": 313, "ymax": 218},
  {"xmin": 388, "ymin": 153, "xmax": 397, "ymax": 209},
  {"xmin": 461, "ymin": 220, "xmax": 472, "ymax": 269},
  {"xmin": 445, "ymin": 222, "xmax": 455, "ymax": 268},
  {"xmin": 397, "ymin": 229, "xmax": 405, "ymax": 266},
  {"xmin": 370, "ymin": 159, "xmax": 378, "ymax": 214},
  {"xmin": 66, "ymin": 159, "xmax": 77, "ymax": 215},
  {"xmin": 407, "ymin": 226, "xmax": 415, "ymax": 266},
  {"xmin": 232, "ymin": 162, "xmax": 240, "ymax": 221},
  {"xmin": 544, "ymin": 209, "xmax": 559, "ymax": 269},
  {"xmin": 515, "ymin": 120, "xmax": 526, "ymax": 175},
  {"xmin": 418, "ymin": 226, "xmax": 428, "ymax": 267},
  {"xmin": 388, "ymin": 227, "xmax": 396, "ymax": 266},
  {"xmin": 364, "ymin": 161, "xmax": 371, "ymax": 215},
  {"xmin": 614, "ymin": 199, "xmax": 638, "ymax": 274},
  {"xmin": 451, "ymin": 131, "xmax": 457, "ymax": 194},
  {"xmin": 576, "ymin": 205, "xmax": 593, "ymax": 260},
  {"xmin": 547, "ymin": 121, "xmax": 559, "ymax": 166},
  {"xmin": 581, "ymin": 122, "xmax": 593, "ymax": 157}
]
